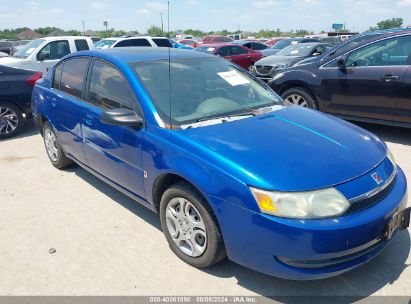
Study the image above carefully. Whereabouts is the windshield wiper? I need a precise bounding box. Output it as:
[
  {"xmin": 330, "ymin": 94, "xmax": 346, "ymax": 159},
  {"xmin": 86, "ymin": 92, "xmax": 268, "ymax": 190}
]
[{"xmin": 195, "ymin": 111, "xmax": 256, "ymax": 123}]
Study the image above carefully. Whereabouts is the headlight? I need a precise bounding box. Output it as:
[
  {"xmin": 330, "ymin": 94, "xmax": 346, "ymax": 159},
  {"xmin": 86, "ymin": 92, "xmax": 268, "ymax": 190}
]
[
  {"xmin": 272, "ymin": 72, "xmax": 284, "ymax": 81},
  {"xmin": 387, "ymin": 148, "xmax": 397, "ymax": 169},
  {"xmin": 250, "ymin": 187, "xmax": 350, "ymax": 219},
  {"xmin": 274, "ymin": 63, "xmax": 289, "ymax": 70}
]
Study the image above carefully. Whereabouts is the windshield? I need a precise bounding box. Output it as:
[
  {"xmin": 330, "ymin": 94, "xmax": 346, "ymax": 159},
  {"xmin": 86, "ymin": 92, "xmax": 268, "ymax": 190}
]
[
  {"xmin": 95, "ymin": 39, "xmax": 116, "ymax": 49},
  {"xmin": 271, "ymin": 39, "xmax": 299, "ymax": 49},
  {"xmin": 12, "ymin": 38, "xmax": 44, "ymax": 58},
  {"xmin": 277, "ymin": 44, "xmax": 313, "ymax": 56},
  {"xmin": 195, "ymin": 46, "xmax": 216, "ymax": 54},
  {"xmin": 130, "ymin": 58, "xmax": 282, "ymax": 127}
]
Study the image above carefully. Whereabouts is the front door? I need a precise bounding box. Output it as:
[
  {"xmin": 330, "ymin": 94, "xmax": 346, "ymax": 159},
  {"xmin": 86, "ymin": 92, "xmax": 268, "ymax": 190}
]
[
  {"xmin": 322, "ymin": 35, "xmax": 411, "ymax": 121},
  {"xmin": 83, "ymin": 59, "xmax": 145, "ymax": 199},
  {"xmin": 396, "ymin": 65, "xmax": 411, "ymax": 123},
  {"xmin": 35, "ymin": 40, "xmax": 71, "ymax": 74},
  {"xmin": 227, "ymin": 45, "xmax": 251, "ymax": 69}
]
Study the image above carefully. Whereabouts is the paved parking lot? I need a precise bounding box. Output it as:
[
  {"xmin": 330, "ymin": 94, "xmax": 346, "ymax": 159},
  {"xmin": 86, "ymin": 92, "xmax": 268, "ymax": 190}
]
[{"xmin": 0, "ymin": 121, "xmax": 410, "ymax": 297}]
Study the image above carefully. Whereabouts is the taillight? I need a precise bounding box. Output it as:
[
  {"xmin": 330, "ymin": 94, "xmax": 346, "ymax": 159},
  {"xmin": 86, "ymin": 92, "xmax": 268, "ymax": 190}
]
[{"xmin": 26, "ymin": 71, "xmax": 43, "ymax": 86}]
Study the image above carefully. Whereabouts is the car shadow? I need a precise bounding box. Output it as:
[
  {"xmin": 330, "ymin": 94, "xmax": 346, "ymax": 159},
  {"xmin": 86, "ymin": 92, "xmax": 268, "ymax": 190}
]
[
  {"xmin": 71, "ymin": 166, "xmax": 162, "ymax": 231},
  {"xmin": 0, "ymin": 120, "xmax": 39, "ymax": 141},
  {"xmin": 71, "ymin": 165, "xmax": 410, "ymax": 300},
  {"xmin": 354, "ymin": 122, "xmax": 411, "ymax": 146}
]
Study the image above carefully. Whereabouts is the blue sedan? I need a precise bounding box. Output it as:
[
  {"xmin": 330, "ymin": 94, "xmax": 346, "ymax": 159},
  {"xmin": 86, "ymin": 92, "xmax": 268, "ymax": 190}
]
[{"xmin": 31, "ymin": 48, "xmax": 410, "ymax": 280}]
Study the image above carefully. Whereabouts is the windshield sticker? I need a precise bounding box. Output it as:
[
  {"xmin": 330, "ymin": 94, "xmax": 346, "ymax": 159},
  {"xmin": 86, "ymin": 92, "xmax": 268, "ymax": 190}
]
[
  {"xmin": 207, "ymin": 47, "xmax": 215, "ymax": 52},
  {"xmin": 290, "ymin": 50, "xmax": 299, "ymax": 54},
  {"xmin": 217, "ymin": 71, "xmax": 250, "ymax": 86}
]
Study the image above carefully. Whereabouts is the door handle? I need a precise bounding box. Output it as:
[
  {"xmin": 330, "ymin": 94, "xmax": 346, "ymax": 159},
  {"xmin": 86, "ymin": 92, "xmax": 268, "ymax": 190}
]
[
  {"xmin": 49, "ymin": 97, "xmax": 57, "ymax": 107},
  {"xmin": 382, "ymin": 74, "xmax": 400, "ymax": 81}
]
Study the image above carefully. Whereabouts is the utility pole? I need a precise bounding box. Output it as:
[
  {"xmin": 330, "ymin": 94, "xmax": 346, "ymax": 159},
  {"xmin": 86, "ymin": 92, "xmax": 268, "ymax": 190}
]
[
  {"xmin": 82, "ymin": 20, "xmax": 85, "ymax": 35},
  {"xmin": 103, "ymin": 21, "xmax": 108, "ymax": 37},
  {"xmin": 161, "ymin": 12, "xmax": 164, "ymax": 36}
]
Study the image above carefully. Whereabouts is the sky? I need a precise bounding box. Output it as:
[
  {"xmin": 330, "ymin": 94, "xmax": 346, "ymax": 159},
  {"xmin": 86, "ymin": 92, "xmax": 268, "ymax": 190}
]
[{"xmin": 0, "ymin": 0, "xmax": 411, "ymax": 34}]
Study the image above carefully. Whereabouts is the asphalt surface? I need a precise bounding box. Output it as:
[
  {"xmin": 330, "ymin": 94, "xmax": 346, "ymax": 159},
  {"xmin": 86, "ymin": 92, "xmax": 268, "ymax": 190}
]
[{"xmin": 0, "ymin": 120, "xmax": 410, "ymax": 297}]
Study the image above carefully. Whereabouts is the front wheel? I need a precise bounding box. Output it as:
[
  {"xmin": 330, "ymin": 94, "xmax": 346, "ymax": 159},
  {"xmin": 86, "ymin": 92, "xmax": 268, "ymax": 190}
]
[
  {"xmin": 160, "ymin": 182, "xmax": 226, "ymax": 268},
  {"xmin": 42, "ymin": 122, "xmax": 73, "ymax": 169},
  {"xmin": 281, "ymin": 87, "xmax": 318, "ymax": 109},
  {"xmin": 0, "ymin": 101, "xmax": 25, "ymax": 139}
]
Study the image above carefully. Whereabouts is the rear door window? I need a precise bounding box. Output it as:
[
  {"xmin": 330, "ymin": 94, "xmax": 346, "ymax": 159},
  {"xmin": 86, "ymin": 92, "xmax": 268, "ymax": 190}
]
[
  {"xmin": 60, "ymin": 57, "xmax": 90, "ymax": 99},
  {"xmin": 152, "ymin": 38, "xmax": 172, "ymax": 47},
  {"xmin": 87, "ymin": 60, "xmax": 140, "ymax": 113},
  {"xmin": 52, "ymin": 63, "xmax": 63, "ymax": 89},
  {"xmin": 75, "ymin": 39, "xmax": 90, "ymax": 51},
  {"xmin": 116, "ymin": 39, "xmax": 151, "ymax": 47}
]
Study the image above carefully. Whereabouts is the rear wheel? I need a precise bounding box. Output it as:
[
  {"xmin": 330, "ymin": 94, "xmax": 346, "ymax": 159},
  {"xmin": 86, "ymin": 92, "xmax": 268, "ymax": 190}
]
[
  {"xmin": 281, "ymin": 87, "xmax": 318, "ymax": 109},
  {"xmin": 42, "ymin": 122, "xmax": 73, "ymax": 169},
  {"xmin": 0, "ymin": 101, "xmax": 24, "ymax": 139},
  {"xmin": 160, "ymin": 182, "xmax": 226, "ymax": 268}
]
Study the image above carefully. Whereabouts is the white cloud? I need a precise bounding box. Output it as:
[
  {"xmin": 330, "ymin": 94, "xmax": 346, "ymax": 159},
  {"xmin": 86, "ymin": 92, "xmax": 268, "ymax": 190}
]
[
  {"xmin": 135, "ymin": 8, "xmax": 151, "ymax": 16},
  {"xmin": 145, "ymin": 1, "xmax": 167, "ymax": 11},
  {"xmin": 185, "ymin": 0, "xmax": 200, "ymax": 5},
  {"xmin": 398, "ymin": 0, "xmax": 411, "ymax": 5},
  {"xmin": 252, "ymin": 0, "xmax": 279, "ymax": 8},
  {"xmin": 90, "ymin": 2, "xmax": 109, "ymax": 10}
]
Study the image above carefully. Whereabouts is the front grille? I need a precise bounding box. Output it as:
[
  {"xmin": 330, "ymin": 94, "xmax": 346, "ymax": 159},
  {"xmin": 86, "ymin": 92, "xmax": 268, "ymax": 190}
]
[
  {"xmin": 346, "ymin": 176, "xmax": 396, "ymax": 215},
  {"xmin": 255, "ymin": 65, "xmax": 273, "ymax": 75}
]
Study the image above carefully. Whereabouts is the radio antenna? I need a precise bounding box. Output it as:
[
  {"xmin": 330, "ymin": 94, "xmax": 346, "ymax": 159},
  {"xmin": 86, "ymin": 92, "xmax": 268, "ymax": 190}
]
[{"xmin": 167, "ymin": 0, "xmax": 172, "ymax": 129}]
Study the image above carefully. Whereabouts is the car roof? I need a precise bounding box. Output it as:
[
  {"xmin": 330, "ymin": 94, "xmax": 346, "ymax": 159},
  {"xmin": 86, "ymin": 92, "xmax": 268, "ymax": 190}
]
[
  {"xmin": 41, "ymin": 36, "xmax": 91, "ymax": 40},
  {"xmin": 199, "ymin": 43, "xmax": 240, "ymax": 48},
  {"xmin": 69, "ymin": 47, "xmax": 214, "ymax": 63}
]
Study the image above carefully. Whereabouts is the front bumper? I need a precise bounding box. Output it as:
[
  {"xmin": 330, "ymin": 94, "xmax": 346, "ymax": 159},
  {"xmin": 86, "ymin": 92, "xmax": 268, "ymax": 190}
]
[{"xmin": 211, "ymin": 168, "xmax": 408, "ymax": 280}]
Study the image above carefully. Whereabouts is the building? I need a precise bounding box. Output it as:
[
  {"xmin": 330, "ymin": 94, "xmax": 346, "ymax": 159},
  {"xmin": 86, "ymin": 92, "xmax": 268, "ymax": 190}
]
[{"xmin": 17, "ymin": 29, "xmax": 42, "ymax": 40}]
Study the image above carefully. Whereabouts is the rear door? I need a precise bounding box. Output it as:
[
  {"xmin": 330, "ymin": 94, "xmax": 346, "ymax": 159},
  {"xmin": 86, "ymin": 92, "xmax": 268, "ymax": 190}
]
[
  {"xmin": 48, "ymin": 57, "xmax": 91, "ymax": 163},
  {"xmin": 322, "ymin": 35, "xmax": 411, "ymax": 121},
  {"xmin": 82, "ymin": 59, "xmax": 145, "ymax": 198},
  {"xmin": 396, "ymin": 65, "xmax": 411, "ymax": 123}
]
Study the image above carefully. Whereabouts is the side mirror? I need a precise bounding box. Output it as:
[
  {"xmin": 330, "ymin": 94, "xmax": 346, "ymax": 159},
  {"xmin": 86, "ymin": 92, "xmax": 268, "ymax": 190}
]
[
  {"xmin": 37, "ymin": 52, "xmax": 49, "ymax": 61},
  {"xmin": 100, "ymin": 108, "xmax": 143, "ymax": 128},
  {"xmin": 337, "ymin": 55, "xmax": 347, "ymax": 69}
]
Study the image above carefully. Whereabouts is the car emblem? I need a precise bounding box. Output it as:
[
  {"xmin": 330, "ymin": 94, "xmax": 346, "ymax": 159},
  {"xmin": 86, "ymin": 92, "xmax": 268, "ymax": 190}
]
[{"xmin": 371, "ymin": 172, "xmax": 384, "ymax": 185}]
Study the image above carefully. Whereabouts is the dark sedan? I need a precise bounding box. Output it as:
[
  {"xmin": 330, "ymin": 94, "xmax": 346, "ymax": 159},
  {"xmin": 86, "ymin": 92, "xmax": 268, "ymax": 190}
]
[
  {"xmin": 269, "ymin": 29, "xmax": 411, "ymax": 127},
  {"xmin": 0, "ymin": 65, "xmax": 42, "ymax": 138},
  {"xmin": 233, "ymin": 40, "xmax": 268, "ymax": 51},
  {"xmin": 250, "ymin": 43, "xmax": 333, "ymax": 81}
]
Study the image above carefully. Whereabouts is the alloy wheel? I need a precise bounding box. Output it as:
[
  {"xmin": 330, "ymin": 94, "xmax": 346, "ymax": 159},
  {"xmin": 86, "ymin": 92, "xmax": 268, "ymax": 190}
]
[
  {"xmin": 286, "ymin": 94, "xmax": 308, "ymax": 107},
  {"xmin": 165, "ymin": 197, "xmax": 207, "ymax": 257},
  {"xmin": 44, "ymin": 129, "xmax": 59, "ymax": 162},
  {"xmin": 0, "ymin": 106, "xmax": 19, "ymax": 135}
]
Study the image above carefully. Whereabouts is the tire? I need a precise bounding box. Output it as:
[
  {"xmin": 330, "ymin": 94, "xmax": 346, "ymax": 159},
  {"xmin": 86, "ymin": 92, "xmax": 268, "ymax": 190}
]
[
  {"xmin": 281, "ymin": 87, "xmax": 318, "ymax": 109},
  {"xmin": 0, "ymin": 101, "xmax": 25, "ymax": 139},
  {"xmin": 160, "ymin": 182, "xmax": 226, "ymax": 268},
  {"xmin": 42, "ymin": 122, "xmax": 73, "ymax": 169}
]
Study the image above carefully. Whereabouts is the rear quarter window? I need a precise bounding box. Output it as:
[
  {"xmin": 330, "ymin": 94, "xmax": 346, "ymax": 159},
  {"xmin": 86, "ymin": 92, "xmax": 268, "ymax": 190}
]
[
  {"xmin": 116, "ymin": 39, "xmax": 151, "ymax": 47},
  {"xmin": 152, "ymin": 38, "xmax": 172, "ymax": 48}
]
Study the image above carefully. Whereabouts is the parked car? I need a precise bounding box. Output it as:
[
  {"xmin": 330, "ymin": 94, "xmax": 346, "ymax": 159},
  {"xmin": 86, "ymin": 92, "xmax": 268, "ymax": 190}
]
[
  {"xmin": 195, "ymin": 43, "xmax": 262, "ymax": 69},
  {"xmin": 95, "ymin": 36, "xmax": 172, "ymax": 49},
  {"xmin": 0, "ymin": 65, "xmax": 42, "ymax": 138},
  {"xmin": 262, "ymin": 37, "xmax": 321, "ymax": 57},
  {"xmin": 233, "ymin": 40, "xmax": 268, "ymax": 51},
  {"xmin": 0, "ymin": 52, "xmax": 8, "ymax": 58},
  {"xmin": 32, "ymin": 48, "xmax": 409, "ymax": 280},
  {"xmin": 169, "ymin": 38, "xmax": 193, "ymax": 50},
  {"xmin": 177, "ymin": 39, "xmax": 199, "ymax": 48},
  {"xmin": 0, "ymin": 36, "xmax": 94, "ymax": 75},
  {"xmin": 250, "ymin": 43, "xmax": 333, "ymax": 81},
  {"xmin": 0, "ymin": 41, "xmax": 14, "ymax": 55},
  {"xmin": 199, "ymin": 35, "xmax": 233, "ymax": 45},
  {"xmin": 269, "ymin": 29, "xmax": 411, "ymax": 127},
  {"xmin": 265, "ymin": 38, "xmax": 284, "ymax": 46}
]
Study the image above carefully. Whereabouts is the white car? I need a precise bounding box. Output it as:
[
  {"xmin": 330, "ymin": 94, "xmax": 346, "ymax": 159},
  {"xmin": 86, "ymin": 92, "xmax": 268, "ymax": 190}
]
[
  {"xmin": 0, "ymin": 36, "xmax": 94, "ymax": 75},
  {"xmin": 95, "ymin": 36, "xmax": 172, "ymax": 49}
]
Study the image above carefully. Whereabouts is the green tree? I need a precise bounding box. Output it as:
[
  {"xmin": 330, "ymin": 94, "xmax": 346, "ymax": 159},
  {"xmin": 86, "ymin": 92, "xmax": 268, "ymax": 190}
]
[
  {"xmin": 370, "ymin": 17, "xmax": 403, "ymax": 31},
  {"xmin": 147, "ymin": 25, "xmax": 164, "ymax": 37}
]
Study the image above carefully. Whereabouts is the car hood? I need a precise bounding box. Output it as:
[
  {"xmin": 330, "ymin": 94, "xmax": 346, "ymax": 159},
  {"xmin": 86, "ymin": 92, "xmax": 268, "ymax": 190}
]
[
  {"xmin": 256, "ymin": 55, "xmax": 302, "ymax": 66},
  {"xmin": 0, "ymin": 57, "xmax": 32, "ymax": 69},
  {"xmin": 179, "ymin": 106, "xmax": 386, "ymax": 191},
  {"xmin": 260, "ymin": 48, "xmax": 281, "ymax": 56}
]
